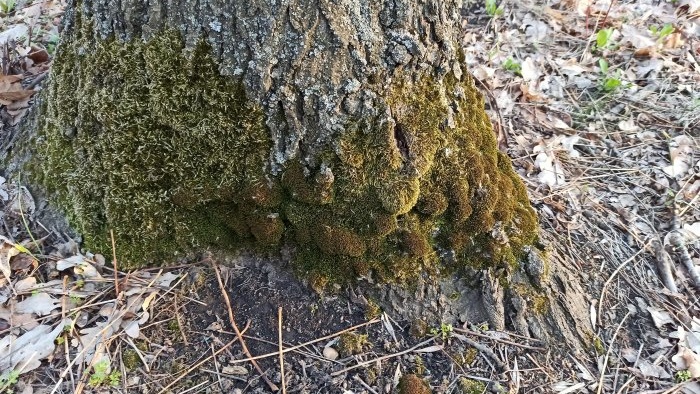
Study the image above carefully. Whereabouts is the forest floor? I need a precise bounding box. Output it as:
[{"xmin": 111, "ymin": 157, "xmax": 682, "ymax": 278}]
[{"xmin": 1, "ymin": 0, "xmax": 699, "ymax": 393}]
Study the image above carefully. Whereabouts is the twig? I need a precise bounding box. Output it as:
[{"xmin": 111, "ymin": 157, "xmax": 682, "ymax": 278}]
[
  {"xmin": 353, "ymin": 375, "xmax": 379, "ymax": 394},
  {"xmin": 596, "ymin": 311, "xmax": 631, "ymax": 394},
  {"xmin": 213, "ymin": 262, "xmax": 279, "ymax": 392},
  {"xmin": 110, "ymin": 229, "xmax": 119, "ymax": 297},
  {"xmin": 597, "ymin": 246, "xmax": 646, "ymax": 327},
  {"xmin": 331, "ymin": 338, "xmax": 435, "ymax": 376},
  {"xmin": 456, "ymin": 335, "xmax": 506, "ymax": 371},
  {"xmin": 668, "ymin": 231, "xmax": 700, "ymax": 290},
  {"xmin": 211, "ymin": 342, "xmax": 224, "ymax": 392},
  {"xmin": 25, "ymin": 71, "xmax": 48, "ymax": 89},
  {"xmin": 279, "ymin": 306, "xmax": 286, "ymax": 394},
  {"xmin": 453, "ymin": 327, "xmax": 546, "ymax": 351},
  {"xmin": 174, "ymin": 295, "xmax": 189, "ymax": 346},
  {"xmin": 601, "ymin": 0, "xmax": 616, "ymax": 28},
  {"xmin": 156, "ymin": 321, "xmax": 250, "ymax": 394},
  {"xmin": 651, "ymin": 239, "xmax": 678, "ymax": 293}
]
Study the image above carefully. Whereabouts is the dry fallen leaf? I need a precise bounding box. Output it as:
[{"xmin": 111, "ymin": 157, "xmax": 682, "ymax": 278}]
[
  {"xmin": 0, "ymin": 319, "xmax": 68, "ymax": 373},
  {"xmin": 663, "ymin": 135, "xmax": 693, "ymax": 178},
  {"xmin": 647, "ymin": 306, "xmax": 674, "ymax": 328},
  {"xmin": 0, "ymin": 236, "xmax": 21, "ymax": 281},
  {"xmin": 15, "ymin": 293, "xmax": 60, "ymax": 316},
  {"xmin": 673, "ymin": 346, "xmax": 700, "ymax": 378}
]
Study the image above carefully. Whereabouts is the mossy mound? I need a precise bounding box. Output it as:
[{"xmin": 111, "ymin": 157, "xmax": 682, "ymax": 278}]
[
  {"xmin": 397, "ymin": 374, "xmax": 432, "ymax": 394},
  {"xmin": 37, "ymin": 19, "xmax": 537, "ymax": 282}
]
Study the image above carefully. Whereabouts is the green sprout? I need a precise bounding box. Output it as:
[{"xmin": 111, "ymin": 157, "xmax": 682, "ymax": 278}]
[
  {"xmin": 676, "ymin": 369, "xmax": 691, "ymax": 383},
  {"xmin": 430, "ymin": 322, "xmax": 453, "ymax": 341},
  {"xmin": 88, "ymin": 360, "xmax": 121, "ymax": 387},
  {"xmin": 598, "ymin": 58, "xmax": 622, "ymax": 92},
  {"xmin": 595, "ymin": 28, "xmax": 614, "ymax": 50},
  {"xmin": 503, "ymin": 57, "xmax": 522, "ymax": 76},
  {"xmin": 649, "ymin": 23, "xmax": 674, "ymax": 42},
  {"xmin": 0, "ymin": 0, "xmax": 16, "ymax": 15},
  {"xmin": 0, "ymin": 369, "xmax": 19, "ymax": 393},
  {"xmin": 485, "ymin": 0, "xmax": 504, "ymax": 17}
]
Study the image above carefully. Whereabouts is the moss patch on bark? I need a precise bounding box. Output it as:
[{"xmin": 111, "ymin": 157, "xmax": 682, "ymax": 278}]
[{"xmin": 37, "ymin": 22, "xmax": 537, "ymax": 282}]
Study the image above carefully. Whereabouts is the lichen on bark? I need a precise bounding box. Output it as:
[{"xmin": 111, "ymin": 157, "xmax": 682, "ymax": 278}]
[{"xmin": 35, "ymin": 1, "xmax": 537, "ymax": 284}]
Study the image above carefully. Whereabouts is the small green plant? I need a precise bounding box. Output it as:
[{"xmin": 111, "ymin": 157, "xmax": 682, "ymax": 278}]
[
  {"xmin": 503, "ymin": 57, "xmax": 522, "ymax": 76},
  {"xmin": 46, "ymin": 33, "xmax": 60, "ymax": 55},
  {"xmin": 676, "ymin": 369, "xmax": 691, "ymax": 383},
  {"xmin": 598, "ymin": 58, "xmax": 622, "ymax": 92},
  {"xmin": 88, "ymin": 360, "xmax": 121, "ymax": 387},
  {"xmin": 69, "ymin": 294, "xmax": 83, "ymax": 305},
  {"xmin": 0, "ymin": 369, "xmax": 19, "ymax": 392},
  {"xmin": 430, "ymin": 322, "xmax": 453, "ymax": 341},
  {"xmin": 485, "ymin": 0, "xmax": 504, "ymax": 17},
  {"xmin": 595, "ymin": 28, "xmax": 614, "ymax": 50},
  {"xmin": 0, "ymin": 0, "xmax": 16, "ymax": 15},
  {"xmin": 649, "ymin": 23, "xmax": 674, "ymax": 42},
  {"xmin": 414, "ymin": 355, "xmax": 426, "ymax": 375}
]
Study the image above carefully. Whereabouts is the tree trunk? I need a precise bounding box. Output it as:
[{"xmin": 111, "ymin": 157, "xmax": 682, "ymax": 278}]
[{"xmin": 11, "ymin": 0, "xmax": 592, "ymax": 350}]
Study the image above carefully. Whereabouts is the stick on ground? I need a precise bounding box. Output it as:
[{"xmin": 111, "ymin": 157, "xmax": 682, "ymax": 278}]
[
  {"xmin": 279, "ymin": 306, "xmax": 286, "ymax": 394},
  {"xmin": 213, "ymin": 262, "xmax": 279, "ymax": 392}
]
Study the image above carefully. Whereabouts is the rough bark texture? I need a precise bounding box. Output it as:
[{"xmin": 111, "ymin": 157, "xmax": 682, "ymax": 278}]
[{"xmin": 5, "ymin": 0, "xmax": 593, "ymax": 352}]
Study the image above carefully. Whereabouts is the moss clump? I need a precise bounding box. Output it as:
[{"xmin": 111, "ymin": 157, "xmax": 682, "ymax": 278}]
[
  {"xmin": 313, "ymin": 225, "xmax": 366, "ymax": 257},
  {"xmin": 398, "ymin": 374, "xmax": 432, "ymax": 394},
  {"xmin": 365, "ymin": 299, "xmax": 382, "ymax": 319},
  {"xmin": 458, "ymin": 378, "xmax": 486, "ymax": 394},
  {"xmin": 512, "ymin": 284, "xmax": 549, "ymax": 314},
  {"xmin": 38, "ymin": 8, "xmax": 538, "ymax": 280},
  {"xmin": 122, "ymin": 349, "xmax": 141, "ymax": 371},
  {"xmin": 416, "ymin": 192, "xmax": 449, "ymax": 217},
  {"xmin": 400, "ymin": 230, "xmax": 432, "ymax": 257},
  {"xmin": 39, "ymin": 21, "xmax": 273, "ymax": 263},
  {"xmin": 461, "ymin": 348, "xmax": 479, "ymax": 365},
  {"xmin": 338, "ymin": 332, "xmax": 371, "ymax": 356}
]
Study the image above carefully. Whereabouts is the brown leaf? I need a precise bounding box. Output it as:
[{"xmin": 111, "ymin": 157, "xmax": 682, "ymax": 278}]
[
  {"xmin": 122, "ymin": 311, "xmax": 138, "ymax": 320},
  {"xmin": 27, "ymin": 47, "xmax": 50, "ymax": 64},
  {"xmin": 10, "ymin": 254, "xmax": 37, "ymax": 271},
  {"xmin": 0, "ymin": 75, "xmax": 23, "ymax": 85},
  {"xmin": 0, "ymin": 89, "xmax": 36, "ymax": 103}
]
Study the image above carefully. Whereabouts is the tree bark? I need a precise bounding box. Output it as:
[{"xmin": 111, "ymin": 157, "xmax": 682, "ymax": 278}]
[{"xmin": 7, "ymin": 0, "xmax": 593, "ymax": 351}]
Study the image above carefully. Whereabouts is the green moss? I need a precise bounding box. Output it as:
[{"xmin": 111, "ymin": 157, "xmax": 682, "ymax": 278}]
[
  {"xmin": 512, "ymin": 284, "xmax": 549, "ymax": 314},
  {"xmin": 37, "ymin": 7, "xmax": 538, "ymax": 281},
  {"xmin": 337, "ymin": 332, "xmax": 371, "ymax": 356},
  {"xmin": 313, "ymin": 225, "xmax": 366, "ymax": 257},
  {"xmin": 462, "ymin": 348, "xmax": 479, "ymax": 365},
  {"xmin": 122, "ymin": 349, "xmax": 140, "ymax": 371},
  {"xmin": 414, "ymin": 355, "xmax": 426, "ymax": 375},
  {"xmin": 365, "ymin": 299, "xmax": 382, "ymax": 319},
  {"xmin": 458, "ymin": 378, "xmax": 486, "ymax": 394},
  {"xmin": 416, "ymin": 192, "xmax": 449, "ymax": 217},
  {"xmin": 39, "ymin": 22, "xmax": 272, "ymax": 263}
]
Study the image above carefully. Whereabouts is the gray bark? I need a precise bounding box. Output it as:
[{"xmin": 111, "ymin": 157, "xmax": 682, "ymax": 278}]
[{"xmin": 77, "ymin": 0, "xmax": 463, "ymax": 174}]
